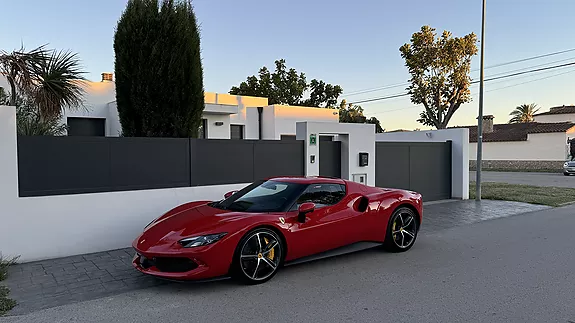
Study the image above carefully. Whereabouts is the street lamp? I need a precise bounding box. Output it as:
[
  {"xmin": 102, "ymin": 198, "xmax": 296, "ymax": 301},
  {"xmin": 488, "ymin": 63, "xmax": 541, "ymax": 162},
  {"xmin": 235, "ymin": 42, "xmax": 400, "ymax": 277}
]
[{"xmin": 476, "ymin": 0, "xmax": 486, "ymax": 201}]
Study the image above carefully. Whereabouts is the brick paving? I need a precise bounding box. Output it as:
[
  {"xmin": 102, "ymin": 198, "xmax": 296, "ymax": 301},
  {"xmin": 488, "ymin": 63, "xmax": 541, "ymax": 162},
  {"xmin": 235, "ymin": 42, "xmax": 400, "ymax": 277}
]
[{"xmin": 3, "ymin": 199, "xmax": 549, "ymax": 316}]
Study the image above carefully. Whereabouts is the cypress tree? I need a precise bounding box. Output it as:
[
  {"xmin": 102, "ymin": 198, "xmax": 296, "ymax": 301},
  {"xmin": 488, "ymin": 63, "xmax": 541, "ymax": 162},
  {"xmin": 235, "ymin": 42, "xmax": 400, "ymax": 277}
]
[{"xmin": 114, "ymin": 0, "xmax": 204, "ymax": 137}]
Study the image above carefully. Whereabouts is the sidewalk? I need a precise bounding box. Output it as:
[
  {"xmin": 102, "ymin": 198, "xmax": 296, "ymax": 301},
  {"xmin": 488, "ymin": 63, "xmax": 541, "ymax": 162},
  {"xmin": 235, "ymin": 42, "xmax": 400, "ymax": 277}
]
[{"xmin": 3, "ymin": 199, "xmax": 549, "ymax": 316}]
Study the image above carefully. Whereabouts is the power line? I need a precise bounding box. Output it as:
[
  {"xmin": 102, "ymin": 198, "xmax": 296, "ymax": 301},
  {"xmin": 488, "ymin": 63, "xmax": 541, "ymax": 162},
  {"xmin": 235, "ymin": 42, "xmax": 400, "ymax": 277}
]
[
  {"xmin": 479, "ymin": 61, "xmax": 575, "ymax": 83},
  {"xmin": 351, "ymin": 61, "xmax": 575, "ymax": 104},
  {"xmin": 343, "ymin": 48, "xmax": 575, "ymax": 97},
  {"xmin": 484, "ymin": 68, "xmax": 575, "ymax": 93},
  {"xmin": 479, "ymin": 56, "xmax": 575, "ymax": 79},
  {"xmin": 367, "ymin": 68, "xmax": 575, "ymax": 116}
]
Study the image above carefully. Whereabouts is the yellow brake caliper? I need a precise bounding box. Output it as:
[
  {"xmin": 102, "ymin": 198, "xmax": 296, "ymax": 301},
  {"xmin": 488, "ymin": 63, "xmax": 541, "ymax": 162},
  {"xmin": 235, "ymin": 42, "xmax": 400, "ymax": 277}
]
[
  {"xmin": 392, "ymin": 221, "xmax": 397, "ymax": 239},
  {"xmin": 264, "ymin": 237, "xmax": 274, "ymax": 260}
]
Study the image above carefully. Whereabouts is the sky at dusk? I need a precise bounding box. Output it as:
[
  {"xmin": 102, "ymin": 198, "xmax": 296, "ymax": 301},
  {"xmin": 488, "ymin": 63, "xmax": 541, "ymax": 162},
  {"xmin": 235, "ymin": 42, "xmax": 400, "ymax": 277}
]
[{"xmin": 1, "ymin": 0, "xmax": 574, "ymax": 130}]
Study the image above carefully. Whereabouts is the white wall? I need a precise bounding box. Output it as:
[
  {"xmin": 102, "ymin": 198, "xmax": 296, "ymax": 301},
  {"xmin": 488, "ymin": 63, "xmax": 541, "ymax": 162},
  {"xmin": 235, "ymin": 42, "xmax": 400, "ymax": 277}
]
[
  {"xmin": 376, "ymin": 128, "xmax": 469, "ymax": 200},
  {"xmin": 203, "ymin": 114, "xmax": 231, "ymax": 139},
  {"xmin": 296, "ymin": 122, "xmax": 376, "ymax": 186},
  {"xmin": 62, "ymin": 81, "xmax": 117, "ymax": 136},
  {"xmin": 272, "ymin": 105, "xmax": 339, "ymax": 140},
  {"xmin": 262, "ymin": 106, "xmax": 277, "ymax": 140},
  {"xmin": 534, "ymin": 114, "xmax": 575, "ymax": 123},
  {"xmin": 0, "ymin": 105, "xmax": 249, "ymax": 262},
  {"xmin": 244, "ymin": 108, "xmax": 259, "ymax": 139},
  {"xmin": 469, "ymin": 132, "xmax": 570, "ymax": 161},
  {"xmin": 106, "ymin": 101, "xmax": 122, "ymax": 136}
]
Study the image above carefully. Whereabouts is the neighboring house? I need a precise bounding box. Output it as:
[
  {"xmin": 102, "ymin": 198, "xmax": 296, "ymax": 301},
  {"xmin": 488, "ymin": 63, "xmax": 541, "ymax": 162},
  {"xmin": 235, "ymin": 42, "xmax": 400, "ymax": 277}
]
[
  {"xmin": 460, "ymin": 115, "xmax": 575, "ymax": 170},
  {"xmin": 533, "ymin": 105, "xmax": 575, "ymax": 123},
  {"xmin": 61, "ymin": 73, "xmax": 339, "ymax": 139}
]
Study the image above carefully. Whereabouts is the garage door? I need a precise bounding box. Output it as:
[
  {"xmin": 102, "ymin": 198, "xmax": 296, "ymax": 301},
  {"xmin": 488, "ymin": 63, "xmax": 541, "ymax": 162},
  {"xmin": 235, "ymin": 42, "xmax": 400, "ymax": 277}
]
[{"xmin": 375, "ymin": 141, "xmax": 452, "ymax": 201}]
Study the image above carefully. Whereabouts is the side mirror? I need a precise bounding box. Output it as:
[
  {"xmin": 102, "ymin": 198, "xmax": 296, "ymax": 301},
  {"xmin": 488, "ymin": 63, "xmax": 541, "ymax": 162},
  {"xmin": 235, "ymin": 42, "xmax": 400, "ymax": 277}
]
[
  {"xmin": 224, "ymin": 190, "xmax": 237, "ymax": 199},
  {"xmin": 298, "ymin": 202, "xmax": 315, "ymax": 223}
]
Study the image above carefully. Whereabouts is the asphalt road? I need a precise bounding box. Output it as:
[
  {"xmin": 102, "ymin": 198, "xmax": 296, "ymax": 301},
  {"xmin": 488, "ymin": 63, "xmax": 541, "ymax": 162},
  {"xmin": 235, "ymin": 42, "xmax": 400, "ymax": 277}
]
[
  {"xmin": 470, "ymin": 170, "xmax": 575, "ymax": 188},
  {"xmin": 3, "ymin": 205, "xmax": 575, "ymax": 323}
]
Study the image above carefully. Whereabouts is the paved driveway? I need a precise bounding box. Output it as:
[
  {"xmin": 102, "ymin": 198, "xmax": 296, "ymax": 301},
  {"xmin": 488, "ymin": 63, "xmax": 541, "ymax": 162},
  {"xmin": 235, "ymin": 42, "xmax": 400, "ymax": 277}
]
[
  {"xmin": 470, "ymin": 171, "xmax": 575, "ymax": 188},
  {"xmin": 3, "ymin": 200, "xmax": 548, "ymax": 316},
  {"xmin": 3, "ymin": 204, "xmax": 574, "ymax": 323}
]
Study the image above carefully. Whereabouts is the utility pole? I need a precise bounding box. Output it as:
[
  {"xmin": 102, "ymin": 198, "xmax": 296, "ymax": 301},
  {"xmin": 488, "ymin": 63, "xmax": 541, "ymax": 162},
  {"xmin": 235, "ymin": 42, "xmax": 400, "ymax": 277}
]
[{"xmin": 476, "ymin": 0, "xmax": 486, "ymax": 201}]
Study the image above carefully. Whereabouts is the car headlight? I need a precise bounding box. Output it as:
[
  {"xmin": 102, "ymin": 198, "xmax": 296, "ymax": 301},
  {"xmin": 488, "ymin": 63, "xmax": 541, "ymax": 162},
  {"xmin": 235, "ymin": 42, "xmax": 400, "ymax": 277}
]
[
  {"xmin": 179, "ymin": 233, "xmax": 227, "ymax": 248},
  {"xmin": 565, "ymin": 162, "xmax": 569, "ymax": 167}
]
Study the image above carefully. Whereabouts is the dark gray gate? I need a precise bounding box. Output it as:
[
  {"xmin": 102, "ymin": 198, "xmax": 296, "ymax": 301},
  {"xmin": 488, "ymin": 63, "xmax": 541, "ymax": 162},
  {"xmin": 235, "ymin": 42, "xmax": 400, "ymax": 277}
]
[
  {"xmin": 17, "ymin": 137, "xmax": 305, "ymax": 197},
  {"xmin": 320, "ymin": 141, "xmax": 341, "ymax": 178},
  {"xmin": 375, "ymin": 141, "xmax": 452, "ymax": 201}
]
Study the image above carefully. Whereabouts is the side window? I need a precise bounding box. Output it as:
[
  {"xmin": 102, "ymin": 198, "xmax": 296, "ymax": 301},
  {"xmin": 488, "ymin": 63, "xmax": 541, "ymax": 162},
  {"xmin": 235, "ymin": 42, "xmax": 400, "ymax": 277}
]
[{"xmin": 296, "ymin": 184, "xmax": 346, "ymax": 209}]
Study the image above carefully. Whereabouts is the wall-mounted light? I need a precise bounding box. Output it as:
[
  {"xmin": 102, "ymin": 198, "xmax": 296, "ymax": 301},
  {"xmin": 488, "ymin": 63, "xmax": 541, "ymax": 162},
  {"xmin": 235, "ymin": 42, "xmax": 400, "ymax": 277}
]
[{"xmin": 214, "ymin": 121, "xmax": 224, "ymax": 126}]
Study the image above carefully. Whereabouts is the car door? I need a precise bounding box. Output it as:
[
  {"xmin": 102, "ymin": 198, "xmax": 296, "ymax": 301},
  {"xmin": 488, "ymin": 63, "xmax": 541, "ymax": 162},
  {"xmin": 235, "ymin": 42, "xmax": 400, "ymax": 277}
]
[{"xmin": 284, "ymin": 183, "xmax": 359, "ymax": 260}]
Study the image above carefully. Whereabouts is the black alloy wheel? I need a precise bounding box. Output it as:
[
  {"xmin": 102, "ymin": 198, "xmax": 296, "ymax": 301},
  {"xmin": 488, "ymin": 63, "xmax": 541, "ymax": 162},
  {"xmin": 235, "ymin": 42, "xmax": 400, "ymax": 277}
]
[
  {"xmin": 383, "ymin": 207, "xmax": 419, "ymax": 252},
  {"xmin": 231, "ymin": 228, "xmax": 283, "ymax": 284}
]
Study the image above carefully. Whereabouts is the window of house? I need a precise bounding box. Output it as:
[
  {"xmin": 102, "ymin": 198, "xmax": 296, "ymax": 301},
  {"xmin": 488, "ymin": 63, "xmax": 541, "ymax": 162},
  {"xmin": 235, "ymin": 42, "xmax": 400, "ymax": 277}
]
[{"xmin": 230, "ymin": 125, "xmax": 244, "ymax": 140}]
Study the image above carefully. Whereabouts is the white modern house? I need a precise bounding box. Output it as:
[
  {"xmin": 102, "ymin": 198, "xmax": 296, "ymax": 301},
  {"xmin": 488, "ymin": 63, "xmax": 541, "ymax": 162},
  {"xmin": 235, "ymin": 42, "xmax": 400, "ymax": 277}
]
[{"xmin": 61, "ymin": 73, "xmax": 339, "ymax": 139}]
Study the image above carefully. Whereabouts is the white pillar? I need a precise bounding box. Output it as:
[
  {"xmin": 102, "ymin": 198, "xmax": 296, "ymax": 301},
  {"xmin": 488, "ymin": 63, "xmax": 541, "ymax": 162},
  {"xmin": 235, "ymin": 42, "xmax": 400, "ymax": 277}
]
[
  {"xmin": 0, "ymin": 106, "xmax": 19, "ymax": 200},
  {"xmin": 296, "ymin": 121, "xmax": 376, "ymax": 186}
]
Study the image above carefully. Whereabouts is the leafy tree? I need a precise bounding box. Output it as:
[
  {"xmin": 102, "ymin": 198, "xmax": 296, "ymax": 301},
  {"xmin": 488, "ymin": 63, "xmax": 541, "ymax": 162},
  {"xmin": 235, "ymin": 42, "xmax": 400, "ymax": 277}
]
[
  {"xmin": 114, "ymin": 0, "xmax": 204, "ymax": 137},
  {"xmin": 0, "ymin": 87, "xmax": 8, "ymax": 105},
  {"xmin": 0, "ymin": 45, "xmax": 86, "ymax": 120},
  {"xmin": 229, "ymin": 59, "xmax": 342, "ymax": 107},
  {"xmin": 338, "ymin": 100, "xmax": 384, "ymax": 133},
  {"xmin": 400, "ymin": 26, "xmax": 478, "ymax": 129},
  {"xmin": 508, "ymin": 103, "xmax": 540, "ymax": 123}
]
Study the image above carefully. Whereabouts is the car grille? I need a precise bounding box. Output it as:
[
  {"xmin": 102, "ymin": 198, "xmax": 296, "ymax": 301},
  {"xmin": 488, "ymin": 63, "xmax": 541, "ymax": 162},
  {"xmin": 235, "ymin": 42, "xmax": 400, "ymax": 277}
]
[{"xmin": 139, "ymin": 255, "xmax": 198, "ymax": 273}]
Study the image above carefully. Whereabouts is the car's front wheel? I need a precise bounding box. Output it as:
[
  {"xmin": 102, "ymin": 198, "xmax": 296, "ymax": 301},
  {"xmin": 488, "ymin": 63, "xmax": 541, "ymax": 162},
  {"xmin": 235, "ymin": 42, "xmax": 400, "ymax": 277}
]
[
  {"xmin": 231, "ymin": 228, "xmax": 284, "ymax": 284},
  {"xmin": 383, "ymin": 207, "xmax": 419, "ymax": 252}
]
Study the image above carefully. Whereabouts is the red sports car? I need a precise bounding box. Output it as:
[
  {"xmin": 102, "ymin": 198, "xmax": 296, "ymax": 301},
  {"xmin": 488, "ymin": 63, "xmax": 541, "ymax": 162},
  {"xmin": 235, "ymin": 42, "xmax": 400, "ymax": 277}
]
[{"xmin": 132, "ymin": 176, "xmax": 423, "ymax": 284}]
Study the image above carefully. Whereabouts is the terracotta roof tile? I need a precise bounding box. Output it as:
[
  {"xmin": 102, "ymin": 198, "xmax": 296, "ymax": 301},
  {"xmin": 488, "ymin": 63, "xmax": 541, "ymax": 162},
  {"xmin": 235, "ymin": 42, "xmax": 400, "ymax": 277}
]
[
  {"xmin": 534, "ymin": 105, "xmax": 575, "ymax": 116},
  {"xmin": 453, "ymin": 122, "xmax": 575, "ymax": 142}
]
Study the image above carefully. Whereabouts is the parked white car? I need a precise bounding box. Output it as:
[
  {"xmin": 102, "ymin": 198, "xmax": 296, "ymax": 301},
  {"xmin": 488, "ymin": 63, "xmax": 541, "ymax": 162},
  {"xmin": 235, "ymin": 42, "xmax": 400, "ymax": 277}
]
[{"xmin": 564, "ymin": 160, "xmax": 575, "ymax": 176}]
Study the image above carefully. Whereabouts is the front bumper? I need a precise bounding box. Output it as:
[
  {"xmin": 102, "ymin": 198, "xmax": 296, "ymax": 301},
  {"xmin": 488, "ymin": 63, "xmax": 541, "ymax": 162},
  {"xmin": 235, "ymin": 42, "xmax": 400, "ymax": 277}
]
[
  {"xmin": 564, "ymin": 167, "xmax": 575, "ymax": 174},
  {"xmin": 132, "ymin": 244, "xmax": 232, "ymax": 281}
]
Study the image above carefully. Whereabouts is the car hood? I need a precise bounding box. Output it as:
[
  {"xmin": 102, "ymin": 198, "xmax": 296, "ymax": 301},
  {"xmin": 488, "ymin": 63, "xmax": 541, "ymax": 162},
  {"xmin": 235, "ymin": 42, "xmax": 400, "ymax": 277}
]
[{"xmin": 135, "ymin": 204, "xmax": 247, "ymax": 252}]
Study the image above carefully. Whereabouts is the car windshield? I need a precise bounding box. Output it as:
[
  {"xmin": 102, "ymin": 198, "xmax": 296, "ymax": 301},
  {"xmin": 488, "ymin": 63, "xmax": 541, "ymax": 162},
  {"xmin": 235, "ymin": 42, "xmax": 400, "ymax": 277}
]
[{"xmin": 212, "ymin": 180, "xmax": 307, "ymax": 212}]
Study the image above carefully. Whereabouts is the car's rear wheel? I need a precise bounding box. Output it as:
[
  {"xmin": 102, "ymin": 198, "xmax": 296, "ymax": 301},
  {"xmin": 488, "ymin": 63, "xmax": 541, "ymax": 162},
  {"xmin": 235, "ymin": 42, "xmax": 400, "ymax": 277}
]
[
  {"xmin": 383, "ymin": 207, "xmax": 418, "ymax": 252},
  {"xmin": 231, "ymin": 228, "xmax": 283, "ymax": 284}
]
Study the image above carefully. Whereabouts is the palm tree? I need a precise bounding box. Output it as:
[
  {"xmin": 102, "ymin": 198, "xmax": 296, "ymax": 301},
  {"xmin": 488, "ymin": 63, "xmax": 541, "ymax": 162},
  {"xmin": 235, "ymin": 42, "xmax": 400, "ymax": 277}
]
[
  {"xmin": 509, "ymin": 103, "xmax": 540, "ymax": 123},
  {"xmin": 0, "ymin": 45, "xmax": 48, "ymax": 106},
  {"xmin": 0, "ymin": 45, "xmax": 86, "ymax": 119},
  {"xmin": 31, "ymin": 49, "xmax": 87, "ymax": 120}
]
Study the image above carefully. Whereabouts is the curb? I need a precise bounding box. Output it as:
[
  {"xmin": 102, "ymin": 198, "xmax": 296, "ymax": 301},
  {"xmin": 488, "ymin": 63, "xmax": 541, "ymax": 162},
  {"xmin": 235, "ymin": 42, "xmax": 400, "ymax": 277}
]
[{"xmin": 557, "ymin": 200, "xmax": 575, "ymax": 207}]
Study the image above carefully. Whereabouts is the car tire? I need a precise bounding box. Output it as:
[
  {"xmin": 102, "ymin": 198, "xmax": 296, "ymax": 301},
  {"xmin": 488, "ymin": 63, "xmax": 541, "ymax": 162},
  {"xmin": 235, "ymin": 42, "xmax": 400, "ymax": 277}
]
[
  {"xmin": 382, "ymin": 207, "xmax": 419, "ymax": 253},
  {"xmin": 564, "ymin": 172, "xmax": 570, "ymax": 176},
  {"xmin": 231, "ymin": 228, "xmax": 284, "ymax": 285}
]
